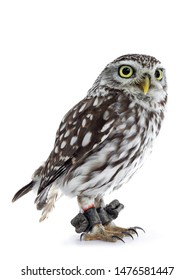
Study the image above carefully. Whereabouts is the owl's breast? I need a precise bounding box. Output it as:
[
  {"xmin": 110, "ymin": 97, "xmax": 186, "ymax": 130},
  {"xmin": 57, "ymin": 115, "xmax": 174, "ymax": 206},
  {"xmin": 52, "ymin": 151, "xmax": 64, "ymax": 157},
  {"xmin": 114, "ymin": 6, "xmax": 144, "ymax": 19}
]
[
  {"xmin": 107, "ymin": 106, "xmax": 163, "ymax": 188},
  {"xmin": 62, "ymin": 104, "xmax": 163, "ymax": 197}
]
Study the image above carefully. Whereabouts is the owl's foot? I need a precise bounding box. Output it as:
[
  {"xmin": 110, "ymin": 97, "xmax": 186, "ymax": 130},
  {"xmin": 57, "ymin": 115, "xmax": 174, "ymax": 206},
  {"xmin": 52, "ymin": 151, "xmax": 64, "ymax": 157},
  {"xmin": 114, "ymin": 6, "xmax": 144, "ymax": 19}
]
[
  {"xmin": 80, "ymin": 224, "xmax": 144, "ymax": 242},
  {"xmin": 71, "ymin": 199, "xmax": 144, "ymax": 242},
  {"xmin": 104, "ymin": 223, "xmax": 145, "ymax": 239},
  {"xmin": 80, "ymin": 224, "xmax": 125, "ymax": 243}
]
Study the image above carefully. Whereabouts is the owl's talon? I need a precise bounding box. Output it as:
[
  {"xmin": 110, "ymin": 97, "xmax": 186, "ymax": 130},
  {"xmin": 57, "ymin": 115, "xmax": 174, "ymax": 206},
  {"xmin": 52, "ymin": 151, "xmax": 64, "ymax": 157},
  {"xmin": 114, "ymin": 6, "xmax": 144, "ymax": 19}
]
[
  {"xmin": 133, "ymin": 226, "xmax": 145, "ymax": 233},
  {"xmin": 122, "ymin": 232, "xmax": 134, "ymax": 239},
  {"xmin": 112, "ymin": 235, "xmax": 125, "ymax": 243},
  {"xmin": 80, "ymin": 233, "xmax": 85, "ymax": 241},
  {"xmin": 128, "ymin": 228, "xmax": 139, "ymax": 237}
]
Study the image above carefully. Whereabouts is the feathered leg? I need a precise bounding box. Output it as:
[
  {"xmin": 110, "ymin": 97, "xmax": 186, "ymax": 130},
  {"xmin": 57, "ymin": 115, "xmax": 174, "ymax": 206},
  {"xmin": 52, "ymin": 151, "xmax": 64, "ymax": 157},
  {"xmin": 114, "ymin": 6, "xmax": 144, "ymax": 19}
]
[
  {"xmin": 71, "ymin": 196, "xmax": 144, "ymax": 242},
  {"xmin": 81, "ymin": 209, "xmax": 119, "ymax": 242},
  {"xmin": 71, "ymin": 196, "xmax": 124, "ymax": 242}
]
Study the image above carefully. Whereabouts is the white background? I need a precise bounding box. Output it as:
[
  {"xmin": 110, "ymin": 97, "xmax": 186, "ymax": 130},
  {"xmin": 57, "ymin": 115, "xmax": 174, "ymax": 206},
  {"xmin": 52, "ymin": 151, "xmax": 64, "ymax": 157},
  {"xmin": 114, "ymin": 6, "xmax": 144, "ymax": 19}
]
[{"xmin": 0, "ymin": 0, "xmax": 195, "ymax": 279}]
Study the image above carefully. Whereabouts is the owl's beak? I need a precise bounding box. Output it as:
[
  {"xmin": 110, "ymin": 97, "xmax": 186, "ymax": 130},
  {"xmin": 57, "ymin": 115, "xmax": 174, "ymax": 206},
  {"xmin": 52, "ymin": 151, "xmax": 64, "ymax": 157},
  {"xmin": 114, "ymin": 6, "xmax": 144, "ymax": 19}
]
[{"xmin": 140, "ymin": 75, "xmax": 150, "ymax": 95}]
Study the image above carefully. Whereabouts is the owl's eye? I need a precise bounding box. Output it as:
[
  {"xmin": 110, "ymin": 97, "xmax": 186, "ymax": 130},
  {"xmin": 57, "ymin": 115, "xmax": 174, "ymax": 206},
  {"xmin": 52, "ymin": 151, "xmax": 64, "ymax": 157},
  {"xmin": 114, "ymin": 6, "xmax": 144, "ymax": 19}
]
[
  {"xmin": 155, "ymin": 69, "xmax": 163, "ymax": 81},
  {"xmin": 119, "ymin": 65, "xmax": 134, "ymax": 78}
]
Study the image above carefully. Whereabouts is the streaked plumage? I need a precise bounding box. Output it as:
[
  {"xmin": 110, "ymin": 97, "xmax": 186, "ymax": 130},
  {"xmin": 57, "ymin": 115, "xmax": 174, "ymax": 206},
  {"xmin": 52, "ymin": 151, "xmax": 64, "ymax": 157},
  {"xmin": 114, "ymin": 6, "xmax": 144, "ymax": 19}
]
[{"xmin": 13, "ymin": 54, "xmax": 167, "ymax": 241}]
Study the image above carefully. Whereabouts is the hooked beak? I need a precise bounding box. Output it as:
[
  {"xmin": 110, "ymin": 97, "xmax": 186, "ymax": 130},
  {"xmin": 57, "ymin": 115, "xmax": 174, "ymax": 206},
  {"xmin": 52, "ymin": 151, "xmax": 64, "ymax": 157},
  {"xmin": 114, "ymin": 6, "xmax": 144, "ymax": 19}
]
[{"xmin": 139, "ymin": 75, "xmax": 150, "ymax": 95}]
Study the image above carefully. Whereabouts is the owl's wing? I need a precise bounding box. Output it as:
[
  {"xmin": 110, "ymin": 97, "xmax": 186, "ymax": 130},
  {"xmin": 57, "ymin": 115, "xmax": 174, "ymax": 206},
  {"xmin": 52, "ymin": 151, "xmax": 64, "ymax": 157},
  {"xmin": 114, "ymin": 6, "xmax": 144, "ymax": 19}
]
[{"xmin": 37, "ymin": 92, "xmax": 121, "ymax": 199}]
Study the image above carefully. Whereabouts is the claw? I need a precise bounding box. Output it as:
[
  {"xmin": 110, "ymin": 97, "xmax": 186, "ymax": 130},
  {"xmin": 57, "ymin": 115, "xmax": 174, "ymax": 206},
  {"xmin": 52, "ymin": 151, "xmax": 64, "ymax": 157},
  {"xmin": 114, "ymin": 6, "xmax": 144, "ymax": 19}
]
[
  {"xmin": 128, "ymin": 227, "xmax": 139, "ymax": 237},
  {"xmin": 80, "ymin": 233, "xmax": 85, "ymax": 241},
  {"xmin": 134, "ymin": 226, "xmax": 145, "ymax": 233},
  {"xmin": 122, "ymin": 232, "xmax": 134, "ymax": 239},
  {"xmin": 112, "ymin": 235, "xmax": 125, "ymax": 243}
]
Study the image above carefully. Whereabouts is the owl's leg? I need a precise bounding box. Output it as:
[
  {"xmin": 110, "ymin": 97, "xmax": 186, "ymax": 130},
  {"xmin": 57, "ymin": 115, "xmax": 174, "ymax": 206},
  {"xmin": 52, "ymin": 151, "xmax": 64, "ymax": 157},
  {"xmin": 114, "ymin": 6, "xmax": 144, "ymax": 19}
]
[
  {"xmin": 96, "ymin": 198, "xmax": 144, "ymax": 238},
  {"xmin": 71, "ymin": 196, "xmax": 124, "ymax": 242}
]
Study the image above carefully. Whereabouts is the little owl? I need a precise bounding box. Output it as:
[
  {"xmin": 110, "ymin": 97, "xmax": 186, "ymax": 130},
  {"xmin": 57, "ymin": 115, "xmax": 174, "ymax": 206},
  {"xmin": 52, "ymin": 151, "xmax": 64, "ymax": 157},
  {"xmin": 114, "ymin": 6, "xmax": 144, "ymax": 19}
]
[{"xmin": 12, "ymin": 54, "xmax": 167, "ymax": 242}]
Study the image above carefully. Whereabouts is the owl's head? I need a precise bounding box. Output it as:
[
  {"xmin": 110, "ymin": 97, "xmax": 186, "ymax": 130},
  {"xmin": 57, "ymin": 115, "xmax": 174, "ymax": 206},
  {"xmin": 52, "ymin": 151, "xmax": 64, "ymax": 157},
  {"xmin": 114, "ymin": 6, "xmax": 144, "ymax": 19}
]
[{"xmin": 89, "ymin": 54, "xmax": 167, "ymax": 107}]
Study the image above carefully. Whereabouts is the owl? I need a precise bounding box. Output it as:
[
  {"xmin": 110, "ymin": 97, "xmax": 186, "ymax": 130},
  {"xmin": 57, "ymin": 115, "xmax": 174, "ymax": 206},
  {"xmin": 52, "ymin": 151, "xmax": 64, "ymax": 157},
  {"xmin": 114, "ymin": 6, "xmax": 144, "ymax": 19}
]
[{"xmin": 12, "ymin": 54, "xmax": 167, "ymax": 242}]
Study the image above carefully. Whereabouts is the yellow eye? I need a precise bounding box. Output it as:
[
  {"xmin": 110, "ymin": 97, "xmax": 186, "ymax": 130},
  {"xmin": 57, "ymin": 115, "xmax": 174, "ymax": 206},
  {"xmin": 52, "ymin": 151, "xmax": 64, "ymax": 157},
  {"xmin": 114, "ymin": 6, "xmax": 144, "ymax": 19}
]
[
  {"xmin": 155, "ymin": 69, "xmax": 163, "ymax": 81},
  {"xmin": 119, "ymin": 65, "xmax": 134, "ymax": 78}
]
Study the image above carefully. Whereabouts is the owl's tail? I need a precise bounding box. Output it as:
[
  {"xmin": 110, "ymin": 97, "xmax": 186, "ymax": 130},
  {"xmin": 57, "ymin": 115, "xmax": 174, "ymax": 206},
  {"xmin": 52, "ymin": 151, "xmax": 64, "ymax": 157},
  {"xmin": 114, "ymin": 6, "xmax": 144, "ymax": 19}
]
[
  {"xmin": 12, "ymin": 180, "xmax": 60, "ymax": 222},
  {"xmin": 12, "ymin": 181, "xmax": 34, "ymax": 202},
  {"xmin": 36, "ymin": 184, "xmax": 59, "ymax": 222}
]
